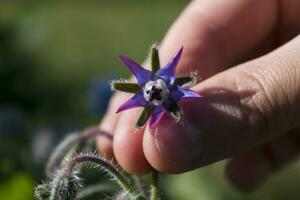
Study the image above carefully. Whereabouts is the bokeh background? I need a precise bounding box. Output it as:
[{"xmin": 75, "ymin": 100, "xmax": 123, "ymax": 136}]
[{"xmin": 1, "ymin": 1, "xmax": 300, "ymax": 200}]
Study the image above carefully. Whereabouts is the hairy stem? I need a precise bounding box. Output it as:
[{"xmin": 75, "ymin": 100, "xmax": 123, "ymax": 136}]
[
  {"xmin": 81, "ymin": 127, "xmax": 113, "ymax": 141},
  {"xmin": 46, "ymin": 127, "xmax": 113, "ymax": 176},
  {"xmin": 150, "ymin": 170, "xmax": 159, "ymax": 200},
  {"xmin": 67, "ymin": 154, "xmax": 145, "ymax": 200},
  {"xmin": 133, "ymin": 176, "xmax": 147, "ymax": 199},
  {"xmin": 46, "ymin": 133, "xmax": 80, "ymax": 176}
]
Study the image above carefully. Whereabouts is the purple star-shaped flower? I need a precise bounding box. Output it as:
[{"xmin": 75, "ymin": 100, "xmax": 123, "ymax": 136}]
[{"xmin": 111, "ymin": 45, "xmax": 202, "ymax": 129}]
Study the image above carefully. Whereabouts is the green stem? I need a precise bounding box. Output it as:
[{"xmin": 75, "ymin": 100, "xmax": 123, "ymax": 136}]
[
  {"xmin": 133, "ymin": 176, "xmax": 147, "ymax": 199},
  {"xmin": 150, "ymin": 170, "xmax": 159, "ymax": 200},
  {"xmin": 46, "ymin": 133, "xmax": 80, "ymax": 176},
  {"xmin": 68, "ymin": 154, "xmax": 145, "ymax": 200},
  {"xmin": 46, "ymin": 127, "xmax": 113, "ymax": 176}
]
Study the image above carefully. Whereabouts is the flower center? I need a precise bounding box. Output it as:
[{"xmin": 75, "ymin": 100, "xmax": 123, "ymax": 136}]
[{"xmin": 143, "ymin": 79, "xmax": 169, "ymax": 106}]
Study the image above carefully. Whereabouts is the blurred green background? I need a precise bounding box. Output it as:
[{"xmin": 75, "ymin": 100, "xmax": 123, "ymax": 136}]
[{"xmin": 1, "ymin": 1, "xmax": 300, "ymax": 200}]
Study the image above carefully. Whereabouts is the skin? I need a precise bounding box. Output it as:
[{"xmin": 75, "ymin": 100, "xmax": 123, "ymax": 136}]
[{"xmin": 97, "ymin": 0, "xmax": 300, "ymax": 191}]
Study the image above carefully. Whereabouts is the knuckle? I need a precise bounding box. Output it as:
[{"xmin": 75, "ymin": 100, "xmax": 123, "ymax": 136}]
[
  {"xmin": 234, "ymin": 68, "xmax": 279, "ymax": 135},
  {"xmin": 234, "ymin": 52, "xmax": 300, "ymax": 139}
]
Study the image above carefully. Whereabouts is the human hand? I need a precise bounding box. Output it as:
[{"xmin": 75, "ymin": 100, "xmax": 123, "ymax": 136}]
[{"xmin": 97, "ymin": 0, "xmax": 300, "ymax": 191}]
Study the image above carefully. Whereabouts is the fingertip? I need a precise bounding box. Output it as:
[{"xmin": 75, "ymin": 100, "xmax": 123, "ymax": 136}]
[
  {"xmin": 143, "ymin": 113, "xmax": 202, "ymax": 173},
  {"xmin": 143, "ymin": 126, "xmax": 175, "ymax": 173},
  {"xmin": 113, "ymin": 108, "xmax": 152, "ymax": 175},
  {"xmin": 97, "ymin": 115, "xmax": 118, "ymax": 159},
  {"xmin": 96, "ymin": 135, "xmax": 114, "ymax": 159},
  {"xmin": 97, "ymin": 92, "xmax": 131, "ymax": 159}
]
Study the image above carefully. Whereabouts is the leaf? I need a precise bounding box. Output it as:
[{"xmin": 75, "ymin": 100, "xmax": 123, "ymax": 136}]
[
  {"xmin": 174, "ymin": 76, "xmax": 193, "ymax": 86},
  {"xmin": 136, "ymin": 107, "xmax": 152, "ymax": 128},
  {"xmin": 168, "ymin": 103, "xmax": 183, "ymax": 122},
  {"xmin": 151, "ymin": 46, "xmax": 160, "ymax": 73},
  {"xmin": 111, "ymin": 81, "xmax": 140, "ymax": 93}
]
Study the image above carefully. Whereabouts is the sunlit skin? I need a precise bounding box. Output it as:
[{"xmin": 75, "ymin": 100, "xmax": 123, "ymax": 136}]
[{"xmin": 97, "ymin": 0, "xmax": 300, "ymax": 191}]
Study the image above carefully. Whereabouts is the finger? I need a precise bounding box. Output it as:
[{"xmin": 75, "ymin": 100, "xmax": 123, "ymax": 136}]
[
  {"xmin": 97, "ymin": 92, "xmax": 128, "ymax": 159},
  {"xmin": 226, "ymin": 127, "xmax": 300, "ymax": 191},
  {"xmin": 144, "ymin": 34, "xmax": 300, "ymax": 173},
  {"xmin": 114, "ymin": 0, "xmax": 278, "ymax": 174},
  {"xmin": 113, "ymin": 108, "xmax": 152, "ymax": 174},
  {"xmin": 159, "ymin": 0, "xmax": 277, "ymax": 78},
  {"xmin": 277, "ymin": 0, "xmax": 300, "ymax": 43}
]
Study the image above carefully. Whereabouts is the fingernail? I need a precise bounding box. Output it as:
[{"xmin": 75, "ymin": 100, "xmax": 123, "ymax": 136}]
[{"xmin": 152, "ymin": 115, "xmax": 202, "ymax": 170}]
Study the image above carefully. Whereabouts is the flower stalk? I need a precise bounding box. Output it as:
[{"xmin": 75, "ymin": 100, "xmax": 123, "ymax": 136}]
[
  {"xmin": 150, "ymin": 170, "xmax": 159, "ymax": 200},
  {"xmin": 66, "ymin": 153, "xmax": 137, "ymax": 199},
  {"xmin": 46, "ymin": 127, "xmax": 112, "ymax": 176},
  {"xmin": 38, "ymin": 152, "xmax": 146, "ymax": 200}
]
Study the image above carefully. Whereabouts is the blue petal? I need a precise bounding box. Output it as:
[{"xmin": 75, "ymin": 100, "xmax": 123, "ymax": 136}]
[
  {"xmin": 156, "ymin": 46, "xmax": 183, "ymax": 82},
  {"xmin": 116, "ymin": 91, "xmax": 148, "ymax": 113},
  {"xmin": 119, "ymin": 55, "xmax": 152, "ymax": 86},
  {"xmin": 170, "ymin": 86, "xmax": 202, "ymax": 102},
  {"xmin": 149, "ymin": 106, "xmax": 165, "ymax": 129}
]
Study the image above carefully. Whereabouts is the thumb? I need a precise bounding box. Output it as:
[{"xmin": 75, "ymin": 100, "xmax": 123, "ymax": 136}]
[{"xmin": 143, "ymin": 35, "xmax": 300, "ymax": 173}]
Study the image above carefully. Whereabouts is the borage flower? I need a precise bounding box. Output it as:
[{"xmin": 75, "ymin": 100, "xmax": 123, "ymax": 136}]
[{"xmin": 111, "ymin": 45, "xmax": 202, "ymax": 129}]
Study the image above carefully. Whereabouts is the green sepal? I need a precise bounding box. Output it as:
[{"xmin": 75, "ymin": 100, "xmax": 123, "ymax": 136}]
[
  {"xmin": 136, "ymin": 107, "xmax": 152, "ymax": 128},
  {"xmin": 111, "ymin": 82, "xmax": 140, "ymax": 93},
  {"xmin": 168, "ymin": 103, "xmax": 183, "ymax": 122},
  {"xmin": 151, "ymin": 46, "xmax": 160, "ymax": 73},
  {"xmin": 174, "ymin": 76, "xmax": 193, "ymax": 86}
]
